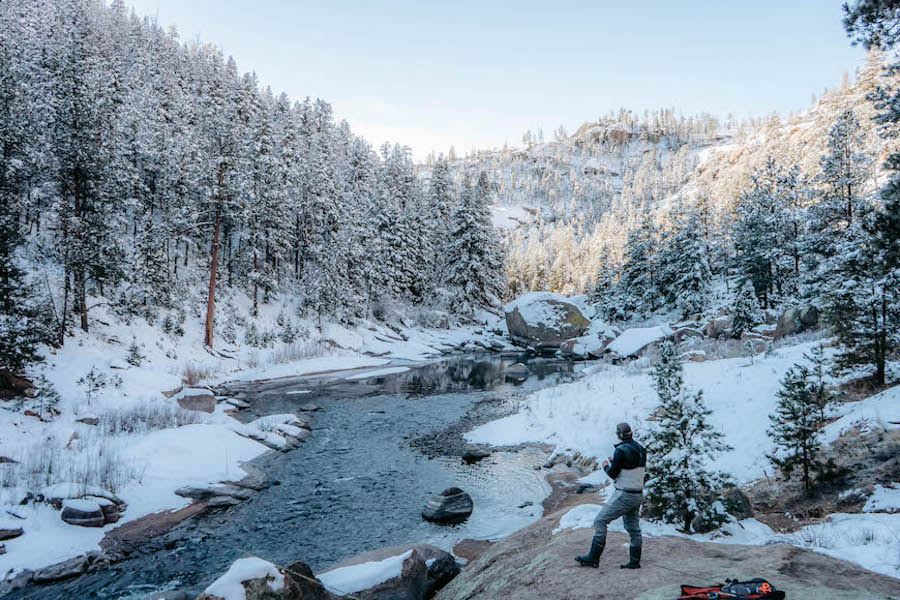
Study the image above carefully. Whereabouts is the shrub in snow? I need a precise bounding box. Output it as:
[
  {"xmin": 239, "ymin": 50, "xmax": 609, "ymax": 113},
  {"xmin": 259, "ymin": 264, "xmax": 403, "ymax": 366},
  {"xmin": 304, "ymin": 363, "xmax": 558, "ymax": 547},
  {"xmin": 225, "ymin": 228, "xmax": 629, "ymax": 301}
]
[
  {"xmin": 162, "ymin": 314, "xmax": 175, "ymax": 335},
  {"xmin": 731, "ymin": 281, "xmax": 762, "ymax": 339},
  {"xmin": 645, "ymin": 342, "xmax": 733, "ymax": 532},
  {"xmin": 5, "ymin": 434, "xmax": 136, "ymax": 496},
  {"xmin": 245, "ymin": 322, "xmax": 261, "ymax": 347},
  {"xmin": 222, "ymin": 317, "xmax": 238, "ymax": 345},
  {"xmin": 126, "ymin": 339, "xmax": 145, "ymax": 367},
  {"xmin": 77, "ymin": 368, "xmax": 112, "ymax": 404},
  {"xmin": 98, "ymin": 400, "xmax": 208, "ymax": 436},
  {"xmin": 767, "ymin": 345, "xmax": 832, "ymax": 496},
  {"xmin": 269, "ymin": 341, "xmax": 330, "ymax": 365},
  {"xmin": 280, "ymin": 320, "xmax": 296, "ymax": 344}
]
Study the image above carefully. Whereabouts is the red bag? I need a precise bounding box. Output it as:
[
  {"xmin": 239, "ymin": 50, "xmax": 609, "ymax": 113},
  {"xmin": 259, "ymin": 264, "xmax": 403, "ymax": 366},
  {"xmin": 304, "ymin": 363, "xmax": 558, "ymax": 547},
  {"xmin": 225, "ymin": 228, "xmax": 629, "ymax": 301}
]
[{"xmin": 678, "ymin": 578, "xmax": 786, "ymax": 599}]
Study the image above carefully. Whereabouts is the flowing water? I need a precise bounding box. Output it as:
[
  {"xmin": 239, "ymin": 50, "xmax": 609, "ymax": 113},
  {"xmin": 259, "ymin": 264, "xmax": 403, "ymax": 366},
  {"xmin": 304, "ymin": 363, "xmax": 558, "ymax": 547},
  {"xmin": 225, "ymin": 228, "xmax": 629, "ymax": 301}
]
[{"xmin": 10, "ymin": 354, "xmax": 587, "ymax": 600}]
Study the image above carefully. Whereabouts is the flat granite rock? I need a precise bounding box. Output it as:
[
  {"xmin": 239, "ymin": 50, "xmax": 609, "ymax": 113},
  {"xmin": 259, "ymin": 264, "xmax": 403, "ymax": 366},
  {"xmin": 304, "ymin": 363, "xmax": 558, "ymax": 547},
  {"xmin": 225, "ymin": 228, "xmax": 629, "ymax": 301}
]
[{"xmin": 434, "ymin": 509, "xmax": 900, "ymax": 600}]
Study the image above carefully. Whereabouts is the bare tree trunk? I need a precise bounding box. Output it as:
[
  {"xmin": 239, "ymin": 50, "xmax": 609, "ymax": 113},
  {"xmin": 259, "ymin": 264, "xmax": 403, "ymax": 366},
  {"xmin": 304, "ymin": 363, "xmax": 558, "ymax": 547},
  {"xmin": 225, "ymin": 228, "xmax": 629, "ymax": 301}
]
[
  {"xmin": 252, "ymin": 254, "xmax": 259, "ymax": 316},
  {"xmin": 204, "ymin": 204, "xmax": 222, "ymax": 348},
  {"xmin": 60, "ymin": 267, "xmax": 70, "ymax": 347}
]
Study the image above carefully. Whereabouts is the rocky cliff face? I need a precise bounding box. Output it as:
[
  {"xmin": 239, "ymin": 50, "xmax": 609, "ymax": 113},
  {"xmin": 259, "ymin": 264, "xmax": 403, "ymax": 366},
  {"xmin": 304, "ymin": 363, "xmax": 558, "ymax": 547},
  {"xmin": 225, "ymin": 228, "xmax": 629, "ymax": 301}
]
[{"xmin": 435, "ymin": 508, "xmax": 900, "ymax": 600}]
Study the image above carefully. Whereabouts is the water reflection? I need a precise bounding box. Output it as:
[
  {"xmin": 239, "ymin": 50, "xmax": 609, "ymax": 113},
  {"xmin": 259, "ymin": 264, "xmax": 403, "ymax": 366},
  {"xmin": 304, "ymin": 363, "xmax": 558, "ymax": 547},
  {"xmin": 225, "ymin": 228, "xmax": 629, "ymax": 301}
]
[{"xmin": 353, "ymin": 354, "xmax": 578, "ymax": 396}]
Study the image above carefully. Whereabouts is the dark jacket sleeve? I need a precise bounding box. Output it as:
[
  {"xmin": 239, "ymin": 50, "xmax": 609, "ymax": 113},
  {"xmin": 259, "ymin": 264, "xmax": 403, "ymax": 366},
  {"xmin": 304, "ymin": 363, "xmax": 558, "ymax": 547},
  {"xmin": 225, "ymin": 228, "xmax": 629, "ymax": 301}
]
[{"xmin": 604, "ymin": 447, "xmax": 625, "ymax": 480}]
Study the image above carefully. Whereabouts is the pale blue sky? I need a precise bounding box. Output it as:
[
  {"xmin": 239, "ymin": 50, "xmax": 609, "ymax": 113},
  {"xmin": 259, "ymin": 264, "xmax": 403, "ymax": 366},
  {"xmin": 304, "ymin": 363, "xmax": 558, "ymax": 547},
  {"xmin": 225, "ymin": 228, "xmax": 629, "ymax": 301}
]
[{"xmin": 128, "ymin": 0, "xmax": 864, "ymax": 159}]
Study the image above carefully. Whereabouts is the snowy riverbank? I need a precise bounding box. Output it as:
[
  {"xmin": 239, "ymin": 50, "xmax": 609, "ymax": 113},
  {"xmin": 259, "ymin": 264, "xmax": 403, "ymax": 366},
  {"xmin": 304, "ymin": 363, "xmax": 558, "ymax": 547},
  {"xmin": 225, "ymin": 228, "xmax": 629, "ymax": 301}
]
[
  {"xmin": 0, "ymin": 298, "xmax": 514, "ymax": 579},
  {"xmin": 466, "ymin": 337, "xmax": 900, "ymax": 578}
]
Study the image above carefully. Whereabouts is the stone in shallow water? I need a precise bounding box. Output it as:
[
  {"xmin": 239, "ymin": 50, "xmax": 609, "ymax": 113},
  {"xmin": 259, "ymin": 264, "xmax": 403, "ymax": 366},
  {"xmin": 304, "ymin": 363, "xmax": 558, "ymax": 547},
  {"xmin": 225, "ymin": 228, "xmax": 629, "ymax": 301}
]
[
  {"xmin": 422, "ymin": 487, "xmax": 474, "ymax": 524},
  {"xmin": 461, "ymin": 448, "xmax": 491, "ymax": 464}
]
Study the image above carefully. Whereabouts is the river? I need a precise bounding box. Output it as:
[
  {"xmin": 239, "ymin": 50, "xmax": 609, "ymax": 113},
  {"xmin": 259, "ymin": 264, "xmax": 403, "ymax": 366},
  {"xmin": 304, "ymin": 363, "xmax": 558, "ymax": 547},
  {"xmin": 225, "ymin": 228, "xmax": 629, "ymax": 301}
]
[{"xmin": 9, "ymin": 354, "xmax": 587, "ymax": 600}]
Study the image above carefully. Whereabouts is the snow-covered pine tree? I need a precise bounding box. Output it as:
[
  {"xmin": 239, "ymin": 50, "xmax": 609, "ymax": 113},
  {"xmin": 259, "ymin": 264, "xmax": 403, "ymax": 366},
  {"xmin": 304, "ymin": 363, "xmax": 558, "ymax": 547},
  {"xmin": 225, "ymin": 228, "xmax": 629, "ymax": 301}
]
[
  {"xmin": 590, "ymin": 247, "xmax": 618, "ymax": 307},
  {"xmin": 197, "ymin": 51, "xmax": 244, "ymax": 347},
  {"xmin": 819, "ymin": 109, "xmax": 871, "ymax": 228},
  {"xmin": 835, "ymin": 3, "xmax": 900, "ymax": 385},
  {"xmin": 767, "ymin": 346, "xmax": 831, "ymax": 496},
  {"xmin": 429, "ymin": 156, "xmax": 456, "ymax": 284},
  {"xmin": 731, "ymin": 280, "xmax": 762, "ymax": 339},
  {"xmin": 0, "ymin": 204, "xmax": 44, "ymax": 373},
  {"xmin": 442, "ymin": 172, "xmax": 505, "ymax": 315},
  {"xmin": 613, "ymin": 213, "xmax": 658, "ymax": 318},
  {"xmin": 804, "ymin": 110, "xmax": 874, "ymax": 302},
  {"xmin": 818, "ymin": 204, "xmax": 898, "ymax": 385},
  {"xmin": 661, "ymin": 211, "xmax": 712, "ymax": 318},
  {"xmin": 645, "ymin": 341, "xmax": 733, "ymax": 532},
  {"xmin": 733, "ymin": 159, "xmax": 806, "ymax": 308}
]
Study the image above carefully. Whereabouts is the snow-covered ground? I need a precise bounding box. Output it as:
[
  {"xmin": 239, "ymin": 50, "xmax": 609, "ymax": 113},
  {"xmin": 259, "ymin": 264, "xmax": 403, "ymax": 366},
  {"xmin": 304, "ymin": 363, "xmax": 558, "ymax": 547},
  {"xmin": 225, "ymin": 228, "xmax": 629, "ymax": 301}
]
[
  {"xmin": 467, "ymin": 340, "xmax": 899, "ymax": 482},
  {"xmin": 0, "ymin": 296, "xmax": 513, "ymax": 577}
]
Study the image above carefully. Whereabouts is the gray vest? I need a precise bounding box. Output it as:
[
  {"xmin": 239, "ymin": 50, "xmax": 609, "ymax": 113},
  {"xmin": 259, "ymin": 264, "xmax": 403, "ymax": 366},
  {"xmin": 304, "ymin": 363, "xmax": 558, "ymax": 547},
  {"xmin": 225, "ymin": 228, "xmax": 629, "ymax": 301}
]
[{"xmin": 615, "ymin": 466, "xmax": 645, "ymax": 492}]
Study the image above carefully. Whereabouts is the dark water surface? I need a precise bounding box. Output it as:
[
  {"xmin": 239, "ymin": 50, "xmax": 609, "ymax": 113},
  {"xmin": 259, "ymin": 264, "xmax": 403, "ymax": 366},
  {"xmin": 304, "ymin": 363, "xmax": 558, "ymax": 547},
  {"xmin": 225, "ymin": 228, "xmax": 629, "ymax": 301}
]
[{"xmin": 10, "ymin": 354, "xmax": 584, "ymax": 600}]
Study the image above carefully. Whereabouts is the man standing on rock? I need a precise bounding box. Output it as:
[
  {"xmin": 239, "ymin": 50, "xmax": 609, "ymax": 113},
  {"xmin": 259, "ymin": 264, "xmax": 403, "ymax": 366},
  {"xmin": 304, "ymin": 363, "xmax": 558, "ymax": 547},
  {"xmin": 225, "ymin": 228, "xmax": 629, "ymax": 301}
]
[{"xmin": 575, "ymin": 422, "xmax": 645, "ymax": 570}]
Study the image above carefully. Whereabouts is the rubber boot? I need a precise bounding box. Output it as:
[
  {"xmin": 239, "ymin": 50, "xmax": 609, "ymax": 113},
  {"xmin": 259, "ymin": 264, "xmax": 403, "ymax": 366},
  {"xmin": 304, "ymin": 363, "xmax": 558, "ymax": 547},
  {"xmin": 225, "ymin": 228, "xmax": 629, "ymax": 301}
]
[
  {"xmin": 620, "ymin": 546, "xmax": 641, "ymax": 569},
  {"xmin": 574, "ymin": 538, "xmax": 604, "ymax": 568}
]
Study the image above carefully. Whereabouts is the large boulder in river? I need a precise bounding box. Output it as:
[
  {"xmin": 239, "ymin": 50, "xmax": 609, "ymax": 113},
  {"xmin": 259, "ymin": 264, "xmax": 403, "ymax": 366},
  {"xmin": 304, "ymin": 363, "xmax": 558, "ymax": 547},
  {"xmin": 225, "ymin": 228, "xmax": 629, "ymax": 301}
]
[
  {"xmin": 774, "ymin": 305, "xmax": 819, "ymax": 339},
  {"xmin": 422, "ymin": 487, "xmax": 474, "ymax": 524},
  {"xmin": 504, "ymin": 293, "xmax": 591, "ymax": 351}
]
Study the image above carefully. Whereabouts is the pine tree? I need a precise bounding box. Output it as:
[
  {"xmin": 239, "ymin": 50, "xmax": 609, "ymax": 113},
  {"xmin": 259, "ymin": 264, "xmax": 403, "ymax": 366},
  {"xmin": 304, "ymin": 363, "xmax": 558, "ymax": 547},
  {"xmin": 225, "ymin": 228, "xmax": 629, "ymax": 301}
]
[
  {"xmin": 767, "ymin": 347, "xmax": 831, "ymax": 496},
  {"xmin": 0, "ymin": 205, "xmax": 44, "ymax": 373},
  {"xmin": 429, "ymin": 156, "xmax": 456, "ymax": 284},
  {"xmin": 615, "ymin": 214, "xmax": 658, "ymax": 318},
  {"xmin": 658, "ymin": 211, "xmax": 712, "ymax": 318},
  {"xmin": 731, "ymin": 280, "xmax": 762, "ymax": 339},
  {"xmin": 835, "ymin": 4, "xmax": 900, "ymax": 385},
  {"xmin": 819, "ymin": 109, "xmax": 871, "ymax": 228},
  {"xmin": 442, "ymin": 172, "xmax": 505, "ymax": 315},
  {"xmin": 733, "ymin": 159, "xmax": 806, "ymax": 308},
  {"xmin": 645, "ymin": 342, "xmax": 733, "ymax": 532}
]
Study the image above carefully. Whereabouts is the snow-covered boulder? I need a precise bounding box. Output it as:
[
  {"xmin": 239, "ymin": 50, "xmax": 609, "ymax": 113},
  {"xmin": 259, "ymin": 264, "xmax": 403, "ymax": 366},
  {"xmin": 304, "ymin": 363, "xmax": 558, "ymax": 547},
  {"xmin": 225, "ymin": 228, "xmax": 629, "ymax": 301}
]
[
  {"xmin": 704, "ymin": 316, "xmax": 732, "ymax": 339},
  {"xmin": 605, "ymin": 325, "xmax": 673, "ymax": 359},
  {"xmin": 680, "ymin": 350, "xmax": 708, "ymax": 363},
  {"xmin": 82, "ymin": 495, "xmax": 122, "ymax": 523},
  {"xmin": 199, "ymin": 556, "xmax": 334, "ymax": 600},
  {"xmin": 559, "ymin": 320, "xmax": 616, "ymax": 359},
  {"xmin": 673, "ymin": 327, "xmax": 704, "ymax": 344},
  {"xmin": 173, "ymin": 387, "xmax": 216, "ymax": 413},
  {"xmin": 504, "ymin": 293, "xmax": 591, "ymax": 351},
  {"xmin": 774, "ymin": 305, "xmax": 819, "ymax": 339},
  {"xmin": 318, "ymin": 545, "xmax": 460, "ymax": 600},
  {"xmin": 60, "ymin": 499, "xmax": 105, "ymax": 528}
]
